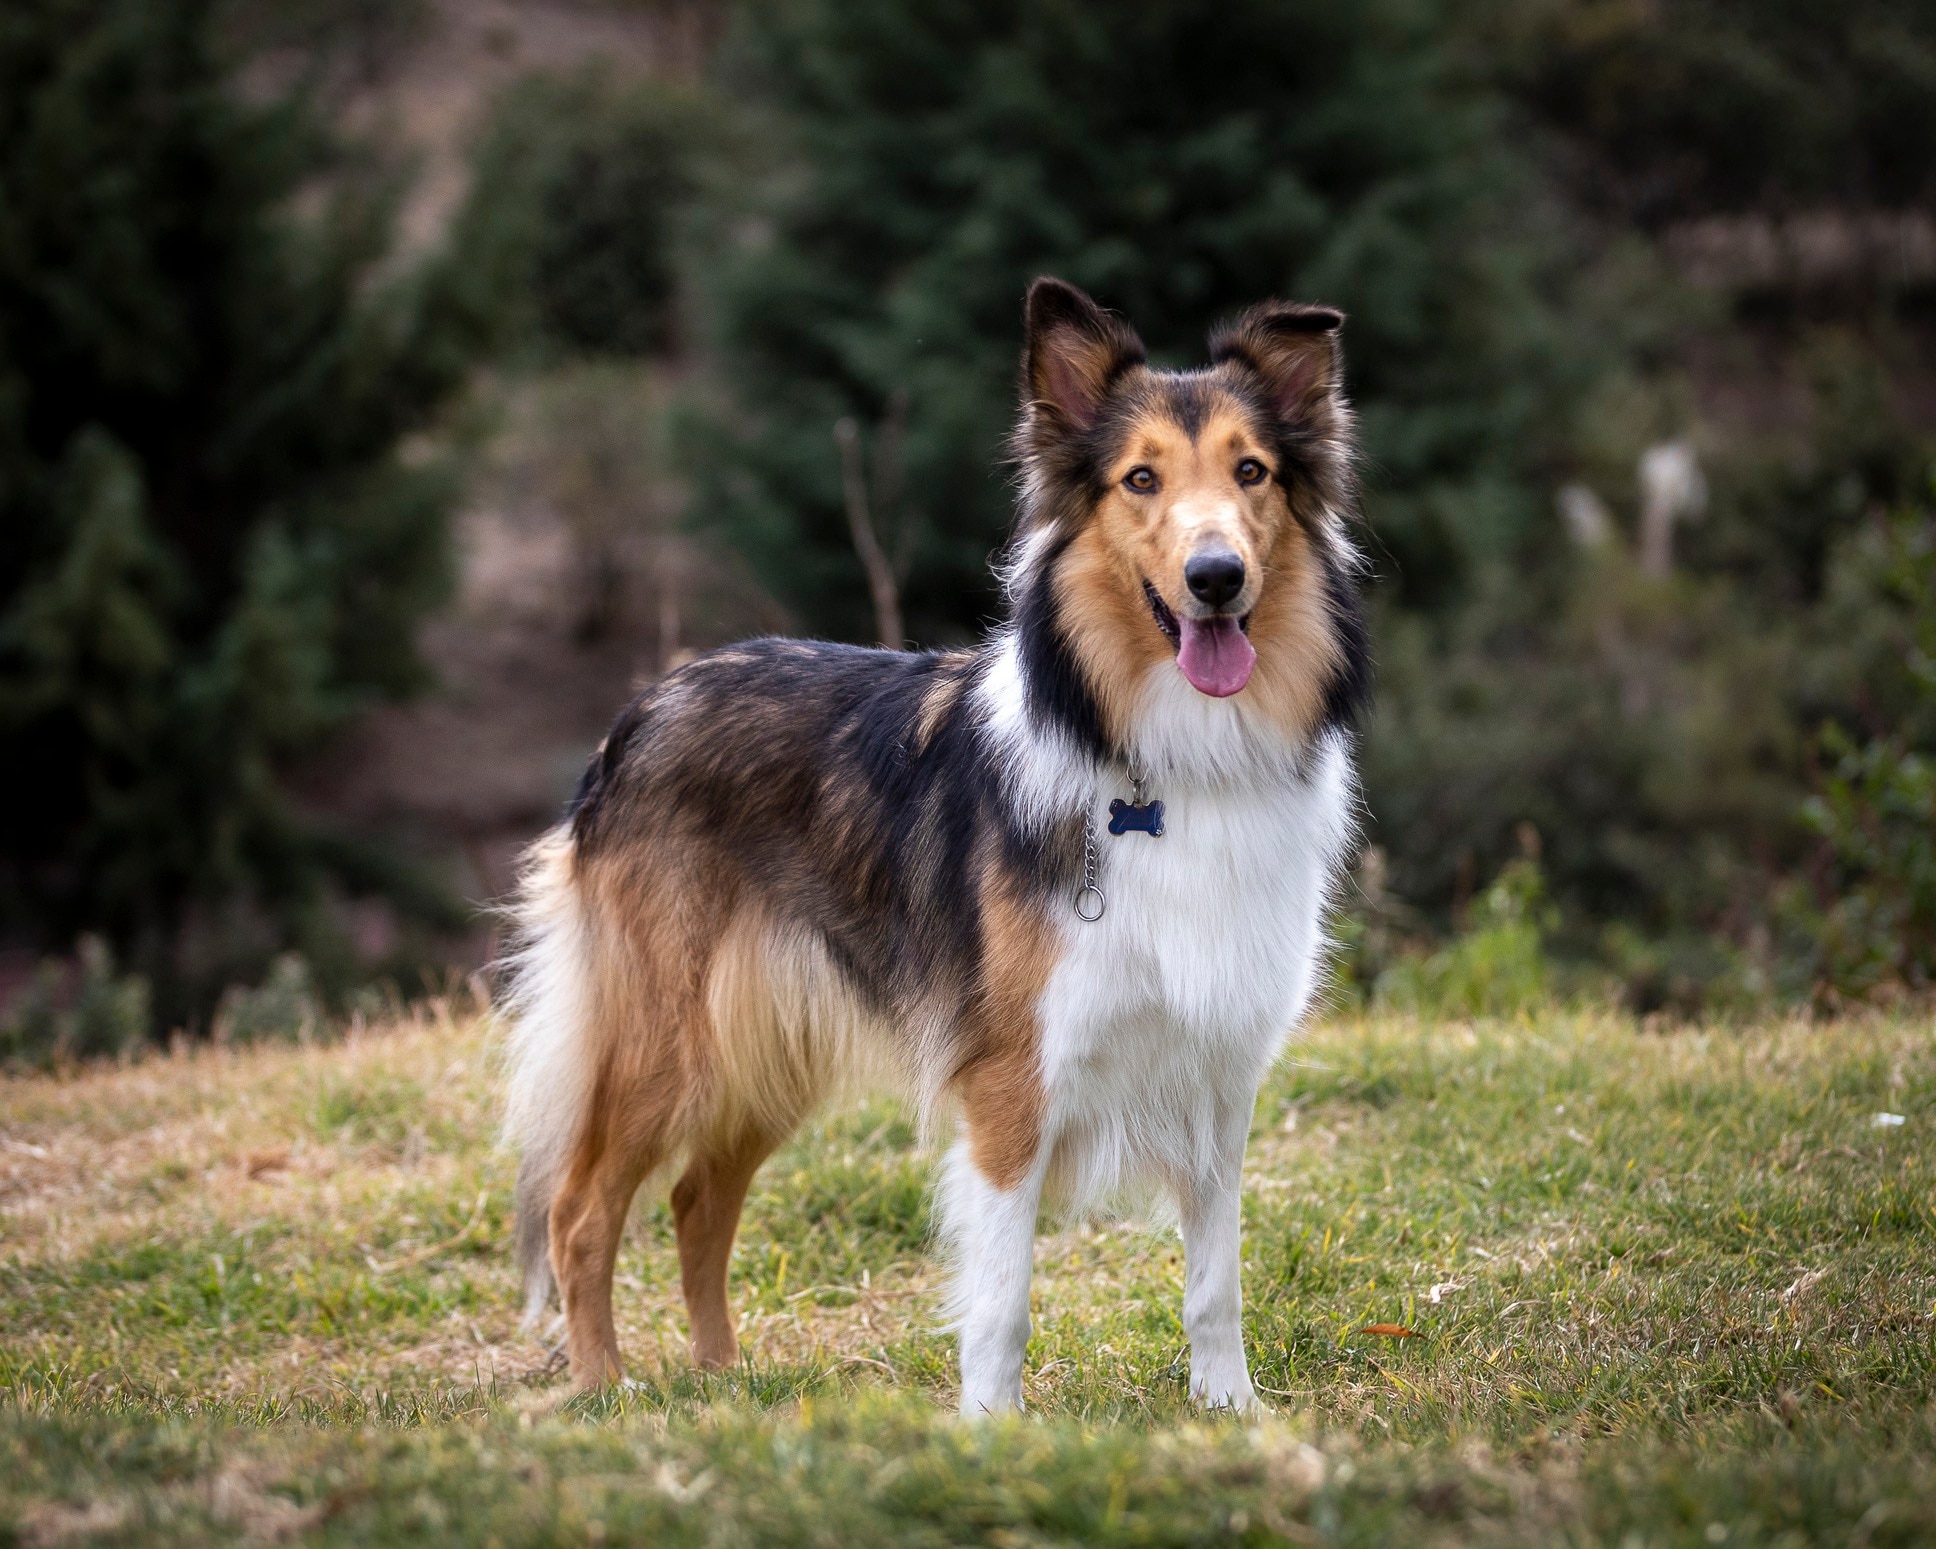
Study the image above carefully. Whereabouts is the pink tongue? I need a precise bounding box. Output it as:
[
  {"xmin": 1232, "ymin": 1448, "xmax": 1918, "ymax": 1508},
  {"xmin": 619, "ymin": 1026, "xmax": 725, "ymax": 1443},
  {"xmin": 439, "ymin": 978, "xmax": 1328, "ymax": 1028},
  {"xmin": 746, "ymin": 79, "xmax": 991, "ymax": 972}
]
[{"xmin": 1176, "ymin": 617, "xmax": 1256, "ymax": 697}]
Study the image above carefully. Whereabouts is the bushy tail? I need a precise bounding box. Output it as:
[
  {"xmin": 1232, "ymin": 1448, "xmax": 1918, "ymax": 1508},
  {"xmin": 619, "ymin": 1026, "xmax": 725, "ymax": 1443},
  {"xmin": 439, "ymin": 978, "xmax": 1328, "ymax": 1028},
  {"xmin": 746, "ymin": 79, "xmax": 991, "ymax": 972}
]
[{"xmin": 499, "ymin": 829, "xmax": 596, "ymax": 1326}]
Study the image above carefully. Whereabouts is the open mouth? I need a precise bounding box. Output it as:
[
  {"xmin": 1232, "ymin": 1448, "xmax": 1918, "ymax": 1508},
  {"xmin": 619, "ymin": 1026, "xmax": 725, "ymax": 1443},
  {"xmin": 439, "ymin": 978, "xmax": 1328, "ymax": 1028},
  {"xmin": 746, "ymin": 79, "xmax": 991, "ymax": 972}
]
[
  {"xmin": 1142, "ymin": 579, "xmax": 1182, "ymax": 647},
  {"xmin": 1142, "ymin": 579, "xmax": 1256, "ymax": 699}
]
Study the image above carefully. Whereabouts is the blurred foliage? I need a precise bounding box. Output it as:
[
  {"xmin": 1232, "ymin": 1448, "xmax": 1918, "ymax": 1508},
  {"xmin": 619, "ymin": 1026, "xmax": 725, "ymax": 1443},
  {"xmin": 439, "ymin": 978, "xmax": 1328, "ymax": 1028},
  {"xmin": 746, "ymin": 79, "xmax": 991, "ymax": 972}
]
[
  {"xmin": 213, "ymin": 0, "xmax": 430, "ymax": 89},
  {"xmin": 1375, "ymin": 856, "xmax": 1557, "ymax": 1019},
  {"xmin": 459, "ymin": 70, "xmax": 718, "ymax": 361},
  {"xmin": 1333, "ymin": 839, "xmax": 1562, "ymax": 1018},
  {"xmin": 1327, "ymin": 847, "xmax": 1418, "ymax": 1011},
  {"xmin": 0, "ymin": 935, "xmax": 150, "ymax": 1067},
  {"xmin": 682, "ymin": 0, "xmax": 1936, "ymax": 1008},
  {"xmin": 696, "ymin": 0, "xmax": 1600, "ymax": 641},
  {"xmin": 212, "ymin": 950, "xmax": 323, "ymax": 1045},
  {"xmin": 520, "ymin": 362, "xmax": 682, "ymax": 644},
  {"xmin": 0, "ymin": 0, "xmax": 494, "ymax": 1031},
  {"xmin": 1791, "ymin": 730, "xmax": 1936, "ymax": 1003},
  {"xmin": 1481, "ymin": 0, "xmax": 1936, "ymax": 223},
  {"xmin": 1779, "ymin": 502, "xmax": 1936, "ymax": 1004},
  {"xmin": 1364, "ymin": 459, "xmax": 1930, "ymax": 987}
]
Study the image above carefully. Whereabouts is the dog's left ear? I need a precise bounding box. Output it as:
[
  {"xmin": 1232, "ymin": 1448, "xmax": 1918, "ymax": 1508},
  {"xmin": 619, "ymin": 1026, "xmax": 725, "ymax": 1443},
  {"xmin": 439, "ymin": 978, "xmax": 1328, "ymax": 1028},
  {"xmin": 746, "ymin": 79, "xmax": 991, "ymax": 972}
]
[{"xmin": 1209, "ymin": 302, "xmax": 1345, "ymax": 427}]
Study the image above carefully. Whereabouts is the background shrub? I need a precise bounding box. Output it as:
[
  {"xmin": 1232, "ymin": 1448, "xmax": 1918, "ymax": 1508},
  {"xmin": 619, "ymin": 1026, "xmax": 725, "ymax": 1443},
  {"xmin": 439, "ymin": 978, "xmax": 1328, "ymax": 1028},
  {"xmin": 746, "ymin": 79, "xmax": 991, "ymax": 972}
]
[
  {"xmin": 0, "ymin": 0, "xmax": 495, "ymax": 1031},
  {"xmin": 0, "ymin": 935, "xmax": 150, "ymax": 1066}
]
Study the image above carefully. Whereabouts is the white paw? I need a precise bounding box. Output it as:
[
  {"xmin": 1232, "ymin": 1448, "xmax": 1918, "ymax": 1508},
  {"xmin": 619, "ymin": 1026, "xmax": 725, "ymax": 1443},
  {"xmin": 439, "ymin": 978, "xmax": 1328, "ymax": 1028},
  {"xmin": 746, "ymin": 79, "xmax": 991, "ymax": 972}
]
[
  {"xmin": 958, "ymin": 1385, "xmax": 1023, "ymax": 1418},
  {"xmin": 1190, "ymin": 1364, "xmax": 1260, "ymax": 1414}
]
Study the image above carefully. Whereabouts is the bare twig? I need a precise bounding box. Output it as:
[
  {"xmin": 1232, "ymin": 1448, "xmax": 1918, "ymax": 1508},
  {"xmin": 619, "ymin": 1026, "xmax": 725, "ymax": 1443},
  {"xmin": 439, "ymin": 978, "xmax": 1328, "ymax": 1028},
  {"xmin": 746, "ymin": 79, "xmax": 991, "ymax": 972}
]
[
  {"xmin": 876, "ymin": 388, "xmax": 915, "ymax": 580},
  {"xmin": 835, "ymin": 416, "xmax": 905, "ymax": 649}
]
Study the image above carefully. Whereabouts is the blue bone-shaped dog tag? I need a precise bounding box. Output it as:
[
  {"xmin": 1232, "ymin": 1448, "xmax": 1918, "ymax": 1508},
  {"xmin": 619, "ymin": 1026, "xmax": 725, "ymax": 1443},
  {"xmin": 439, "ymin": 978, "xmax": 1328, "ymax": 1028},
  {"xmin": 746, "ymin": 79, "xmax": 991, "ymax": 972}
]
[{"xmin": 1107, "ymin": 798, "xmax": 1165, "ymax": 837}]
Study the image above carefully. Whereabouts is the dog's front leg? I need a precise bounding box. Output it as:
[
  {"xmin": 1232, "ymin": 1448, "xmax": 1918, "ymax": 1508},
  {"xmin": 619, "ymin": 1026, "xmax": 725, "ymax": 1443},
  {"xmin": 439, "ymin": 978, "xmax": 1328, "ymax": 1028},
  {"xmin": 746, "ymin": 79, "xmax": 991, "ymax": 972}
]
[
  {"xmin": 942, "ymin": 1141, "xmax": 1045, "ymax": 1416},
  {"xmin": 1178, "ymin": 1102, "xmax": 1260, "ymax": 1412}
]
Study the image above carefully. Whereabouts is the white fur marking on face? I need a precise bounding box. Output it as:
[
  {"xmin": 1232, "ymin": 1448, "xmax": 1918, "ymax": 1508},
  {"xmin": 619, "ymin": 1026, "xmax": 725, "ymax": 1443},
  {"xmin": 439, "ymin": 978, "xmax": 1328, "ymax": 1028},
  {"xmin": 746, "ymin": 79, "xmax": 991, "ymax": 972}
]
[{"xmin": 1164, "ymin": 495, "xmax": 1246, "ymax": 551}]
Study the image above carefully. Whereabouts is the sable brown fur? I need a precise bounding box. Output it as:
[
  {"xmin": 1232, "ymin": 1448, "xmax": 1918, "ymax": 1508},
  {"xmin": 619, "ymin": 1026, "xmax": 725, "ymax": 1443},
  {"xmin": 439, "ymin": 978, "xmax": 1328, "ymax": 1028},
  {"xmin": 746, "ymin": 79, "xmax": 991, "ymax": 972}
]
[{"xmin": 502, "ymin": 277, "xmax": 1369, "ymax": 1391}]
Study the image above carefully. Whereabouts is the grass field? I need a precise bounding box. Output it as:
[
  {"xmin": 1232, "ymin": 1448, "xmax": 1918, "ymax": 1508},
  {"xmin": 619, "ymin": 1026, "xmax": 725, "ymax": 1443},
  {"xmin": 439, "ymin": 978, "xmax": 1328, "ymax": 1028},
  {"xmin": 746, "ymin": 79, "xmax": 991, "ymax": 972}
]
[{"xmin": 3, "ymin": 1004, "xmax": 1934, "ymax": 1546}]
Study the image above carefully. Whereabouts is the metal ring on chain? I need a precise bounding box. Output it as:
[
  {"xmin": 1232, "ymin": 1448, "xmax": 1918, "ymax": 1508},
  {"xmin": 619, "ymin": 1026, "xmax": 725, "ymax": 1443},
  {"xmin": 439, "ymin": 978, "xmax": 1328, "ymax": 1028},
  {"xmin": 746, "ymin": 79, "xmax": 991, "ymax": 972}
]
[{"xmin": 1074, "ymin": 808, "xmax": 1105, "ymax": 921}]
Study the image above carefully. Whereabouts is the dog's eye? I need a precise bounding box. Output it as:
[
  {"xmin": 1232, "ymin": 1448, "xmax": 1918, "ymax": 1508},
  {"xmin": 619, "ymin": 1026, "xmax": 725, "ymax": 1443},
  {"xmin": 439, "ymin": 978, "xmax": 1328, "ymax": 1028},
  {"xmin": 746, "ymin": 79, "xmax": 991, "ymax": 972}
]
[
  {"xmin": 1123, "ymin": 466, "xmax": 1158, "ymax": 494},
  {"xmin": 1236, "ymin": 458, "xmax": 1268, "ymax": 486}
]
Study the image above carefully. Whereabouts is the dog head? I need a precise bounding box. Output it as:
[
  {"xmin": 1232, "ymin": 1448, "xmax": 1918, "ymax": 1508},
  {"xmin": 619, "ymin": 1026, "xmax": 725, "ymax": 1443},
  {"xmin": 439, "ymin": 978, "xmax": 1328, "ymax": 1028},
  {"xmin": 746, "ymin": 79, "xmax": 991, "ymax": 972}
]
[{"xmin": 1010, "ymin": 278, "xmax": 1361, "ymax": 744}]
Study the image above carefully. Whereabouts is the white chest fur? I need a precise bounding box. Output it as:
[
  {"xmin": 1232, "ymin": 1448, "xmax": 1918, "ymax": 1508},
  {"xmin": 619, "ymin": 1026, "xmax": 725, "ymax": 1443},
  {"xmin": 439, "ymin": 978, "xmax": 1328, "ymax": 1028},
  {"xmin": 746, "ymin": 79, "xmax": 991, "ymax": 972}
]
[
  {"xmin": 973, "ymin": 640, "xmax": 1358, "ymax": 1205},
  {"xmin": 1037, "ymin": 726, "xmax": 1355, "ymax": 1207}
]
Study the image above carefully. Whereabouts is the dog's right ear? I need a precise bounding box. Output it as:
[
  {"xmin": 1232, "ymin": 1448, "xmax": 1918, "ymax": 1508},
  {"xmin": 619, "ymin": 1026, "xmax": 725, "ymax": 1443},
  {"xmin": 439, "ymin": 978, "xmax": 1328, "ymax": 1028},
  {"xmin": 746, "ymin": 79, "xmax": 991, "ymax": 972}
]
[{"xmin": 1022, "ymin": 278, "xmax": 1146, "ymax": 433}]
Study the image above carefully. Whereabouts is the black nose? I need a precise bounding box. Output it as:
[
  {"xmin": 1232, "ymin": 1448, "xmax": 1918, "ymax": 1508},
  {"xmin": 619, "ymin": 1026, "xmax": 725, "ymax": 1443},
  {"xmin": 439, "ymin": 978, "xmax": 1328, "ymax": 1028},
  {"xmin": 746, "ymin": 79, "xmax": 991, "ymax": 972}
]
[{"xmin": 1184, "ymin": 549, "xmax": 1246, "ymax": 609}]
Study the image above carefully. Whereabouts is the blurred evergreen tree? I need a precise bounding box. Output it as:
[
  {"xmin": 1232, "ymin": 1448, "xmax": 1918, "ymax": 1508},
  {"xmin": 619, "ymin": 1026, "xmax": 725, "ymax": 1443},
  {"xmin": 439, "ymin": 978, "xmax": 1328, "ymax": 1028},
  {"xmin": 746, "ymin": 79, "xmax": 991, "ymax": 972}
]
[
  {"xmin": 698, "ymin": 0, "xmax": 1591, "ymax": 642},
  {"xmin": 0, "ymin": 0, "xmax": 488, "ymax": 1029},
  {"xmin": 1486, "ymin": 0, "xmax": 1936, "ymax": 225},
  {"xmin": 1360, "ymin": 1, "xmax": 1936, "ymax": 974},
  {"xmin": 687, "ymin": 0, "xmax": 1936, "ymax": 1003},
  {"xmin": 458, "ymin": 70, "xmax": 715, "ymax": 361}
]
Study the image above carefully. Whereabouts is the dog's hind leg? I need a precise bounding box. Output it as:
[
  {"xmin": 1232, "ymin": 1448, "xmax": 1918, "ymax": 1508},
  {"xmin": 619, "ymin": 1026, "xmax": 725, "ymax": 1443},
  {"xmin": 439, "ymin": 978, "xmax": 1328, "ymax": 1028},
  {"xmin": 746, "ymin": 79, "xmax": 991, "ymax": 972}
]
[
  {"xmin": 670, "ymin": 1126, "xmax": 780, "ymax": 1369},
  {"xmin": 548, "ymin": 1016, "xmax": 696, "ymax": 1388},
  {"xmin": 549, "ymin": 1107, "xmax": 664, "ymax": 1388}
]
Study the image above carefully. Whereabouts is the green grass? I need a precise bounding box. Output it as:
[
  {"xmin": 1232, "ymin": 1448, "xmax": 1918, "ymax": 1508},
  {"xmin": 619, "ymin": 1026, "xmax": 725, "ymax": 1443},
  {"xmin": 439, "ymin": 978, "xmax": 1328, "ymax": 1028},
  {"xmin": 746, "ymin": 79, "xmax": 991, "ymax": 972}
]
[{"xmin": 4, "ymin": 1007, "xmax": 1935, "ymax": 1544}]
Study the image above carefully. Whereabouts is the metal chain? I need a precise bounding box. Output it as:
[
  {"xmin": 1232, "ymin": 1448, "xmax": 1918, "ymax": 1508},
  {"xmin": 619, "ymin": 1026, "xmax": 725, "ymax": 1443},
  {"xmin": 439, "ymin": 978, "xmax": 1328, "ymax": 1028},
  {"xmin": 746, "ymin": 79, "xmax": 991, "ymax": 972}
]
[
  {"xmin": 1072, "ymin": 756, "xmax": 1157, "ymax": 921},
  {"xmin": 1073, "ymin": 807, "xmax": 1105, "ymax": 922}
]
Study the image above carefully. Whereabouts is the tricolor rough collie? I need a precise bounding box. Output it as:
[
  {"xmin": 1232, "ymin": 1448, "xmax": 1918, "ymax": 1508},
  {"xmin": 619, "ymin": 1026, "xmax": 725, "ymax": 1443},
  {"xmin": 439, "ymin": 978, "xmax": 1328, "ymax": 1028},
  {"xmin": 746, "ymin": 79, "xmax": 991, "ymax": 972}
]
[{"xmin": 502, "ymin": 277, "xmax": 1369, "ymax": 1414}]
